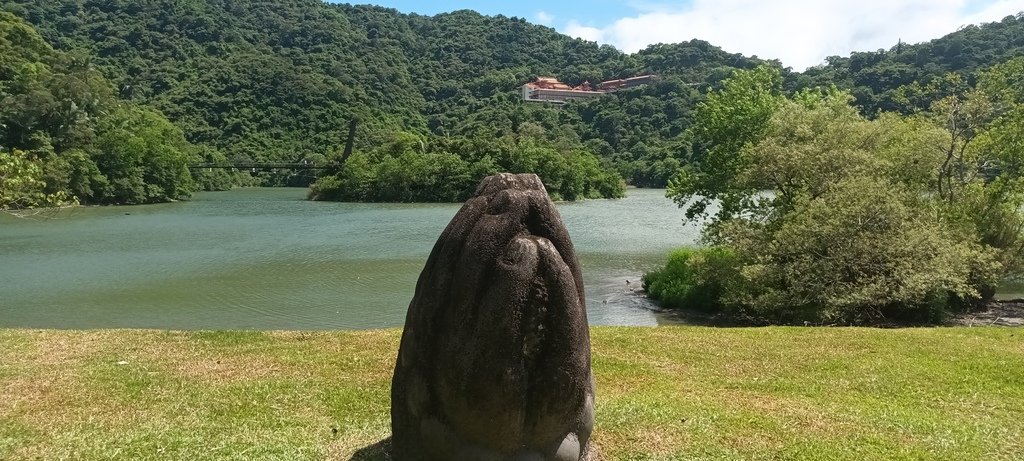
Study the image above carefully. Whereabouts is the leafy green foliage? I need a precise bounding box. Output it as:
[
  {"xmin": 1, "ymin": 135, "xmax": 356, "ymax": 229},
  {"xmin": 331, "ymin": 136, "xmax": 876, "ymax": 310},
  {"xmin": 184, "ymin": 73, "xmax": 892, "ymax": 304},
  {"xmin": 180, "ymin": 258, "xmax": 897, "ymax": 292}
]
[
  {"xmin": 667, "ymin": 65, "xmax": 785, "ymax": 220},
  {"xmin": 1, "ymin": 0, "xmax": 772, "ymax": 189},
  {"xmin": 641, "ymin": 247, "xmax": 738, "ymax": 312},
  {"xmin": 91, "ymin": 106, "xmax": 194, "ymax": 204},
  {"xmin": 310, "ymin": 130, "xmax": 624, "ymax": 202},
  {"xmin": 653, "ymin": 63, "xmax": 1022, "ymax": 324},
  {"xmin": 936, "ymin": 57, "xmax": 1024, "ymax": 279},
  {"xmin": 188, "ymin": 145, "xmax": 239, "ymax": 192},
  {"xmin": 732, "ymin": 177, "xmax": 996, "ymax": 324},
  {"xmin": 0, "ymin": 148, "xmax": 72, "ymax": 209},
  {"xmin": 795, "ymin": 13, "xmax": 1024, "ymax": 115},
  {"xmin": 0, "ymin": 11, "xmax": 198, "ymax": 207},
  {"xmin": 310, "ymin": 150, "xmax": 477, "ymax": 203}
]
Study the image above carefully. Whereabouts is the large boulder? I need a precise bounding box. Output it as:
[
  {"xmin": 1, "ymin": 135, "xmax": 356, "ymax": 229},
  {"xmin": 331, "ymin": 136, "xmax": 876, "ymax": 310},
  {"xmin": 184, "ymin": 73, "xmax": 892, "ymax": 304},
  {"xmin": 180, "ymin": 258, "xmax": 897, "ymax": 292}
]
[{"xmin": 391, "ymin": 173, "xmax": 595, "ymax": 460}]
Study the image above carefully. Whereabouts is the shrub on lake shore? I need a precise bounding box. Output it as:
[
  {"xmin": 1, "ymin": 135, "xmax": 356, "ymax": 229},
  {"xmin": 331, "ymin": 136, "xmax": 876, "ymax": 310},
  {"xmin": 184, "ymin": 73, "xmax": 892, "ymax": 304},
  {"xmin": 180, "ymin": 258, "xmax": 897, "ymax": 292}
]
[
  {"xmin": 648, "ymin": 63, "xmax": 1023, "ymax": 325},
  {"xmin": 642, "ymin": 246, "xmax": 738, "ymax": 313}
]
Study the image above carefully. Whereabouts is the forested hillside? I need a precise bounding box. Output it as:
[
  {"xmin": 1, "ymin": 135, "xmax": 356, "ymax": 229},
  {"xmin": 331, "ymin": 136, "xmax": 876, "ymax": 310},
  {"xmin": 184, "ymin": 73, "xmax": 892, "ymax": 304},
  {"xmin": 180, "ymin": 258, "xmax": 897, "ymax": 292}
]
[
  {"xmin": 0, "ymin": 0, "xmax": 766, "ymax": 191},
  {"xmin": 2, "ymin": 0, "xmax": 1022, "ymax": 202},
  {"xmin": 7, "ymin": 0, "xmax": 422, "ymax": 163},
  {"xmin": 0, "ymin": 11, "xmax": 238, "ymax": 208},
  {"xmin": 796, "ymin": 14, "xmax": 1024, "ymax": 115}
]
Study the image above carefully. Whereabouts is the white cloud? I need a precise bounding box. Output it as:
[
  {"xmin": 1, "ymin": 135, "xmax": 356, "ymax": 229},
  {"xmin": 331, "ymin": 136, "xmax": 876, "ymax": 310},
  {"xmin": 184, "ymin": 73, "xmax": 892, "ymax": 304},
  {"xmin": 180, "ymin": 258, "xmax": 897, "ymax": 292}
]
[
  {"xmin": 565, "ymin": 20, "xmax": 606, "ymax": 43},
  {"xmin": 560, "ymin": 0, "xmax": 1023, "ymax": 70},
  {"xmin": 535, "ymin": 10, "xmax": 555, "ymax": 26}
]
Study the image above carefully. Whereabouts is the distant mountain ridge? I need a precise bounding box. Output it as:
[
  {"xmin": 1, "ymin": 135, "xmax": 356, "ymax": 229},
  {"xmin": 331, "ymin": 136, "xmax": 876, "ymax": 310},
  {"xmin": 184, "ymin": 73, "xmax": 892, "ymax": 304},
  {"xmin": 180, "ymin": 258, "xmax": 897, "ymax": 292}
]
[{"xmin": 796, "ymin": 12, "xmax": 1024, "ymax": 114}]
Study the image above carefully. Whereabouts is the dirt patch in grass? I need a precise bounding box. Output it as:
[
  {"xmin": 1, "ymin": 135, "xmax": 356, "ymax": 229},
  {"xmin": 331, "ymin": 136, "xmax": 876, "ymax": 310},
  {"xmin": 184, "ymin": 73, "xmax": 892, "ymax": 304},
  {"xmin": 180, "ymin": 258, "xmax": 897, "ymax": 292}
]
[
  {"xmin": 0, "ymin": 377, "xmax": 77, "ymax": 416},
  {"xmin": 169, "ymin": 355, "xmax": 293, "ymax": 383},
  {"xmin": 93, "ymin": 332, "xmax": 308, "ymax": 384},
  {"xmin": 0, "ymin": 373, "xmax": 148, "ymax": 439},
  {"xmin": 15, "ymin": 330, "xmax": 114, "ymax": 366}
]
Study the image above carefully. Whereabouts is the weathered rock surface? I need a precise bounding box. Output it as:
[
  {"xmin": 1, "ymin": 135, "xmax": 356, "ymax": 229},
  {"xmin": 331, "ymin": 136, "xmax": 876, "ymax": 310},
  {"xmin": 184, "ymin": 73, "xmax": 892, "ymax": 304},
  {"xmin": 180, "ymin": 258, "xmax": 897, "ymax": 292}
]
[{"xmin": 391, "ymin": 173, "xmax": 595, "ymax": 461}]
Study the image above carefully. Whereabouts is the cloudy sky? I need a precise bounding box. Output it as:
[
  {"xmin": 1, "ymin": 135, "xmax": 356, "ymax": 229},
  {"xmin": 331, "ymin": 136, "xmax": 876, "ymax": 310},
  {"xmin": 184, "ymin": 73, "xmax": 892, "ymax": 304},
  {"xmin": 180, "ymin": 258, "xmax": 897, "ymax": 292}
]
[{"xmin": 342, "ymin": 0, "xmax": 1023, "ymax": 70}]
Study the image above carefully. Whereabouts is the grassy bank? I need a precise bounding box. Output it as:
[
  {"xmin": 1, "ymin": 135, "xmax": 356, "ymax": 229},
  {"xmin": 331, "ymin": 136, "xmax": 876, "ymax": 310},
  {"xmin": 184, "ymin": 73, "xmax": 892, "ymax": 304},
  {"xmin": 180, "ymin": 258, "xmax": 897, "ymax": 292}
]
[{"xmin": 1, "ymin": 327, "xmax": 1022, "ymax": 460}]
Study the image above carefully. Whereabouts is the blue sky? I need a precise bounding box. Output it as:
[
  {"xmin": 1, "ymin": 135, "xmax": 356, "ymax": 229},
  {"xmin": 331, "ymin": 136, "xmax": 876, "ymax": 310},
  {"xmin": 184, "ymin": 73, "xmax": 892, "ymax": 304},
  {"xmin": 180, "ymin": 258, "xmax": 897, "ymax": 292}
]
[
  {"xmin": 337, "ymin": 1, "xmax": 642, "ymax": 25},
  {"xmin": 339, "ymin": 1, "xmax": 1023, "ymax": 70}
]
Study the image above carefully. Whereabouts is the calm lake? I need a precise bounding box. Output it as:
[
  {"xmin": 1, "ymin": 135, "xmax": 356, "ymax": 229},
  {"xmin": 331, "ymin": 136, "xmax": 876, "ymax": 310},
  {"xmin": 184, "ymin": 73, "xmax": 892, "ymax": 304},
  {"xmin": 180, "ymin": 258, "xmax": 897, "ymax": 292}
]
[{"xmin": 0, "ymin": 188, "xmax": 701, "ymax": 330}]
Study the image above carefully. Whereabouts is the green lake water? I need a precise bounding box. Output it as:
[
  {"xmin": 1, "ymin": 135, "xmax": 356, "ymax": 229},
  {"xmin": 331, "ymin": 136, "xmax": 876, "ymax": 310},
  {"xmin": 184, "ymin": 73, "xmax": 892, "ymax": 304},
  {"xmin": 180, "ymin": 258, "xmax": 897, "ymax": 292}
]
[{"xmin": 0, "ymin": 188, "xmax": 701, "ymax": 330}]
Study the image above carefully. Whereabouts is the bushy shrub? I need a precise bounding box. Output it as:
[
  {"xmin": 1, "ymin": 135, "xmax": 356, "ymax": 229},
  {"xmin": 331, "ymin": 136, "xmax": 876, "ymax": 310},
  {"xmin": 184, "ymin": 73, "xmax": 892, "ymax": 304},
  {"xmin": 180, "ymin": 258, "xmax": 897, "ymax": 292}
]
[
  {"xmin": 729, "ymin": 177, "xmax": 998, "ymax": 324},
  {"xmin": 650, "ymin": 170, "xmax": 1000, "ymax": 325},
  {"xmin": 643, "ymin": 246, "xmax": 739, "ymax": 312},
  {"xmin": 656, "ymin": 66, "xmax": 1017, "ymax": 324}
]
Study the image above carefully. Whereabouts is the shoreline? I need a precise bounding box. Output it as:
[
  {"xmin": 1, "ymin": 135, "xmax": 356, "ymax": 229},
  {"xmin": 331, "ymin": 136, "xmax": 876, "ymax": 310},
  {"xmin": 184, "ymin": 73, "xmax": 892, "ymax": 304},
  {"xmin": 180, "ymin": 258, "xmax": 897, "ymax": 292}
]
[{"xmin": 633, "ymin": 287, "xmax": 1024, "ymax": 327}]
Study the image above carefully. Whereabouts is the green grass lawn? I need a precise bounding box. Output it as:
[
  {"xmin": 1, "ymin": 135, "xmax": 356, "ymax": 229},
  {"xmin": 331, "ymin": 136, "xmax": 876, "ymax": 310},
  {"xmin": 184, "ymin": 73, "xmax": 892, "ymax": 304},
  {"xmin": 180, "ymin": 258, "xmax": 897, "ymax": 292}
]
[{"xmin": 1, "ymin": 327, "xmax": 1022, "ymax": 460}]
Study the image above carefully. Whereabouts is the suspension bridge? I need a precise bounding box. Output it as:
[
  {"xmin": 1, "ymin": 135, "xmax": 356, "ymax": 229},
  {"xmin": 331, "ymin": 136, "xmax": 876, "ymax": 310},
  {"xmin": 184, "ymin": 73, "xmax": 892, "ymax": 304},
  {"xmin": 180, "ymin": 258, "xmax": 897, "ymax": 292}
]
[{"xmin": 187, "ymin": 162, "xmax": 342, "ymax": 171}]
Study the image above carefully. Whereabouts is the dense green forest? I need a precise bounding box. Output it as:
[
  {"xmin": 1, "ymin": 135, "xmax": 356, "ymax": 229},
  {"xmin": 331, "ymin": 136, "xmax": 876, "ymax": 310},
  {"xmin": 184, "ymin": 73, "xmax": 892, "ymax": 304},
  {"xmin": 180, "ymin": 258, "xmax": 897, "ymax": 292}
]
[
  {"xmin": 0, "ymin": 11, "xmax": 240, "ymax": 209},
  {"xmin": 795, "ymin": 14, "xmax": 1024, "ymax": 115},
  {"xmin": 2, "ymin": 0, "xmax": 1023, "ymax": 206}
]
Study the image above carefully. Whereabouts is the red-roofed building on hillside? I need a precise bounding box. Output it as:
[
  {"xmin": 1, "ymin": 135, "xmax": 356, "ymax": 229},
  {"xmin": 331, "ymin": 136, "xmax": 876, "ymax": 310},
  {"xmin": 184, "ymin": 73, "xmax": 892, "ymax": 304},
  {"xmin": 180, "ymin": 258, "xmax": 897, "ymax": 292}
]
[
  {"xmin": 521, "ymin": 75, "xmax": 657, "ymax": 104},
  {"xmin": 521, "ymin": 77, "xmax": 603, "ymax": 104}
]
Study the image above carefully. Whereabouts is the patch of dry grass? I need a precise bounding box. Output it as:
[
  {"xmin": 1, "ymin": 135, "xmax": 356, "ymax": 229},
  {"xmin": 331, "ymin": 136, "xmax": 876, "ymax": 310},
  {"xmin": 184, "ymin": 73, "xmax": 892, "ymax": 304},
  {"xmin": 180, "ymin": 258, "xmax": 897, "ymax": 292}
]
[{"xmin": 0, "ymin": 327, "xmax": 1022, "ymax": 460}]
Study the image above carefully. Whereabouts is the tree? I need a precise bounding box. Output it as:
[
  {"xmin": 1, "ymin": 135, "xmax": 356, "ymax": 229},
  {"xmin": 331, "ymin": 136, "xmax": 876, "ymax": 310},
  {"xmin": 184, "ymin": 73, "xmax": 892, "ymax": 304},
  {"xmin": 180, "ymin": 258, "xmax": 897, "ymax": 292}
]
[
  {"xmin": 0, "ymin": 148, "xmax": 72, "ymax": 210},
  {"xmin": 309, "ymin": 127, "xmax": 624, "ymax": 203},
  {"xmin": 727, "ymin": 176, "xmax": 994, "ymax": 323},
  {"xmin": 939, "ymin": 57, "xmax": 1024, "ymax": 278},
  {"xmin": 651, "ymin": 76, "xmax": 1015, "ymax": 323},
  {"xmin": 1, "ymin": 12, "xmax": 202, "ymax": 206},
  {"xmin": 667, "ymin": 65, "xmax": 784, "ymax": 220},
  {"xmin": 4, "ymin": 0, "xmax": 1022, "ymax": 198},
  {"xmin": 92, "ymin": 107, "xmax": 195, "ymax": 204}
]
